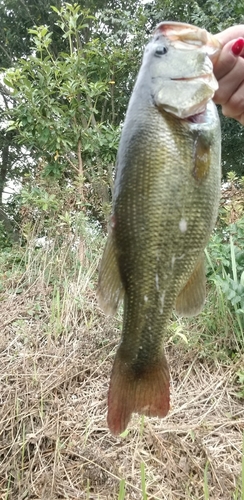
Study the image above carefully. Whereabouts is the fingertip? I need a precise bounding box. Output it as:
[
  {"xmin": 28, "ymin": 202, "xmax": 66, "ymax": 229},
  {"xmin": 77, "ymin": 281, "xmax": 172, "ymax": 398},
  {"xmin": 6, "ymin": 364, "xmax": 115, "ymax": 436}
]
[{"xmin": 231, "ymin": 38, "xmax": 244, "ymax": 56}]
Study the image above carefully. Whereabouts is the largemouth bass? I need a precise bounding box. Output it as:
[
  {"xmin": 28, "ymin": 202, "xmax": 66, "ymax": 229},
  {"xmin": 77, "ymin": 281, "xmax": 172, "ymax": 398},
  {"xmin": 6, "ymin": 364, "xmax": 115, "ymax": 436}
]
[{"xmin": 98, "ymin": 22, "xmax": 222, "ymax": 435}]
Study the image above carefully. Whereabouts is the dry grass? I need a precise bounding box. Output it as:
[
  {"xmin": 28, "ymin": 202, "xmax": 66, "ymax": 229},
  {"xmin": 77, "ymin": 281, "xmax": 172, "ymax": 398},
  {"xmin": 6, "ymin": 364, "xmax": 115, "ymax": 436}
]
[{"xmin": 0, "ymin": 239, "xmax": 243, "ymax": 500}]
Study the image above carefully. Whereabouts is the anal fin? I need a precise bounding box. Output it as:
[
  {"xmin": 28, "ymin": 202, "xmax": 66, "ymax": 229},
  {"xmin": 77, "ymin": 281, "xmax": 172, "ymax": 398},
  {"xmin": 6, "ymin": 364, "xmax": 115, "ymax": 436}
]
[
  {"xmin": 97, "ymin": 231, "xmax": 124, "ymax": 315},
  {"xmin": 175, "ymin": 255, "xmax": 206, "ymax": 317}
]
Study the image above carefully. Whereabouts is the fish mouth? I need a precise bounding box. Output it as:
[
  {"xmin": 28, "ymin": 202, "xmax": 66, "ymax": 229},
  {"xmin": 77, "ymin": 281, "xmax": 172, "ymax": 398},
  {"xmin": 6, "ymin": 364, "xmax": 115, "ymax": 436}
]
[
  {"xmin": 171, "ymin": 74, "xmax": 213, "ymax": 82},
  {"xmin": 166, "ymin": 74, "xmax": 217, "ymax": 120},
  {"xmin": 186, "ymin": 110, "xmax": 207, "ymax": 123},
  {"xmin": 154, "ymin": 21, "xmax": 222, "ymax": 59},
  {"xmin": 180, "ymin": 106, "xmax": 209, "ymax": 123},
  {"xmin": 151, "ymin": 22, "xmax": 220, "ymax": 120},
  {"xmin": 161, "ymin": 98, "xmax": 209, "ymax": 121}
]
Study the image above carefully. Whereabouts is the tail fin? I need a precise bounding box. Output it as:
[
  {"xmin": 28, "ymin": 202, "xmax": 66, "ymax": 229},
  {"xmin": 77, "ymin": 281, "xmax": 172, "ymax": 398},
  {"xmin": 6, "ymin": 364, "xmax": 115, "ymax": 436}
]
[{"xmin": 107, "ymin": 350, "xmax": 170, "ymax": 435}]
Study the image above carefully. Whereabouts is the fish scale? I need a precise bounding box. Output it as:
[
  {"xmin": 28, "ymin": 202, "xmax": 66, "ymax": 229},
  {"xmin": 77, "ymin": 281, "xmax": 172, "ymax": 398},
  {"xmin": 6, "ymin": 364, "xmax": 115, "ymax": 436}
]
[{"xmin": 98, "ymin": 21, "xmax": 221, "ymax": 435}]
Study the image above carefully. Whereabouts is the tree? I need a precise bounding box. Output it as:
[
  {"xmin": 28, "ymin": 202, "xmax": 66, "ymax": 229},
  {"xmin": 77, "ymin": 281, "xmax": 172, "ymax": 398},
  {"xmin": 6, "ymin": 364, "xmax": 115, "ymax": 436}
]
[
  {"xmin": 3, "ymin": 2, "xmax": 147, "ymax": 229},
  {"xmin": 0, "ymin": 0, "xmax": 244, "ymax": 242}
]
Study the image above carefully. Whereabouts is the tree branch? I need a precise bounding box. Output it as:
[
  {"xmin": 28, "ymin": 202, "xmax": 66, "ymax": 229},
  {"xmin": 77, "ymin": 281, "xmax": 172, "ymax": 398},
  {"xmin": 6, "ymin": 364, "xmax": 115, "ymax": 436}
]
[
  {"xmin": 64, "ymin": 154, "xmax": 80, "ymax": 173},
  {"xmin": 77, "ymin": 139, "xmax": 84, "ymax": 201},
  {"xmin": 0, "ymin": 206, "xmax": 20, "ymax": 242},
  {"xmin": 0, "ymin": 44, "xmax": 13, "ymax": 64},
  {"xmin": 0, "ymin": 81, "xmax": 11, "ymax": 97}
]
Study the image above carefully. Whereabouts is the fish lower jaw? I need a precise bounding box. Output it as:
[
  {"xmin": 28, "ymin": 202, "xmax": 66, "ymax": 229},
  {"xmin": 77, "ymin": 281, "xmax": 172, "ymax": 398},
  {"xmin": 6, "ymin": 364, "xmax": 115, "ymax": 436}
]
[
  {"xmin": 185, "ymin": 98, "xmax": 217, "ymax": 123},
  {"xmin": 164, "ymin": 99, "xmax": 210, "ymax": 121}
]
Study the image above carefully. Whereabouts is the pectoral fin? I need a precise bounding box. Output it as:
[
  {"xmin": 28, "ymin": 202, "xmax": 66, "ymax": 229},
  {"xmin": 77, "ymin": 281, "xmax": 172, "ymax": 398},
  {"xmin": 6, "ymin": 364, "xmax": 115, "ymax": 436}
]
[
  {"xmin": 192, "ymin": 130, "xmax": 211, "ymax": 181},
  {"xmin": 97, "ymin": 231, "xmax": 124, "ymax": 315},
  {"xmin": 175, "ymin": 255, "xmax": 206, "ymax": 317}
]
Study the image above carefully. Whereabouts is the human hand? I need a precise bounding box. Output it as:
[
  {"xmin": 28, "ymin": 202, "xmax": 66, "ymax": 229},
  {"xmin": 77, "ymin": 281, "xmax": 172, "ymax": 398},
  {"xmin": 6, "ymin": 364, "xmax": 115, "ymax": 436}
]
[{"xmin": 213, "ymin": 25, "xmax": 244, "ymax": 125}]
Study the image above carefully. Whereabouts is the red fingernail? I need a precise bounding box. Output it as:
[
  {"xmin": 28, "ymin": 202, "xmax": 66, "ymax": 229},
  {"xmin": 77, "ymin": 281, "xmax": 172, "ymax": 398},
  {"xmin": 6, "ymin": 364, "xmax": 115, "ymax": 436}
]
[{"xmin": 231, "ymin": 38, "xmax": 244, "ymax": 56}]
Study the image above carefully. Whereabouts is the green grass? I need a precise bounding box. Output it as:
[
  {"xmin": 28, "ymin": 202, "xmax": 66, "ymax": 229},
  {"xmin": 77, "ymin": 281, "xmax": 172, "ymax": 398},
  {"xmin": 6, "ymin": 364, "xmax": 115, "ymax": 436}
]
[
  {"xmin": 140, "ymin": 462, "xmax": 148, "ymax": 500},
  {"xmin": 203, "ymin": 461, "xmax": 209, "ymax": 500},
  {"xmin": 118, "ymin": 478, "xmax": 126, "ymax": 500}
]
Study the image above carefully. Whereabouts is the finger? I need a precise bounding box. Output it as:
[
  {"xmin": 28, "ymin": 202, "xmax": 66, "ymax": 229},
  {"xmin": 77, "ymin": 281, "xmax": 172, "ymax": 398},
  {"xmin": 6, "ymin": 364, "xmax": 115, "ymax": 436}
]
[
  {"xmin": 221, "ymin": 83, "xmax": 244, "ymax": 120},
  {"xmin": 214, "ymin": 56, "xmax": 244, "ymax": 104},
  {"xmin": 223, "ymin": 110, "xmax": 244, "ymax": 126},
  {"xmin": 214, "ymin": 25, "xmax": 244, "ymax": 46},
  {"xmin": 238, "ymin": 114, "xmax": 244, "ymax": 126}
]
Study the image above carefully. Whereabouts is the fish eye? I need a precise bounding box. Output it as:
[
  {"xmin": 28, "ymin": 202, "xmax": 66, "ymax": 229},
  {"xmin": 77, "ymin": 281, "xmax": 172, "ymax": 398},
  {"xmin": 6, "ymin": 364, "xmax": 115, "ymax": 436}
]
[{"xmin": 154, "ymin": 46, "xmax": 168, "ymax": 57}]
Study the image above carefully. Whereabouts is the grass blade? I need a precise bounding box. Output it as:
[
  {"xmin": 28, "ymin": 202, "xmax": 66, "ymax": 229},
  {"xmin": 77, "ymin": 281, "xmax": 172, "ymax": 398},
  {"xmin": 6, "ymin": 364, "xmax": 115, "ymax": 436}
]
[
  {"xmin": 203, "ymin": 461, "xmax": 209, "ymax": 500},
  {"xmin": 118, "ymin": 478, "xmax": 126, "ymax": 500},
  {"xmin": 141, "ymin": 462, "xmax": 148, "ymax": 500}
]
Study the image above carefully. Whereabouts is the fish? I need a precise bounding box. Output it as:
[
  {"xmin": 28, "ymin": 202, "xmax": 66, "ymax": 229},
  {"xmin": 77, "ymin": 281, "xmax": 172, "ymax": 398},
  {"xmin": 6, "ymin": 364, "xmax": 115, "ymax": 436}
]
[{"xmin": 97, "ymin": 22, "xmax": 222, "ymax": 435}]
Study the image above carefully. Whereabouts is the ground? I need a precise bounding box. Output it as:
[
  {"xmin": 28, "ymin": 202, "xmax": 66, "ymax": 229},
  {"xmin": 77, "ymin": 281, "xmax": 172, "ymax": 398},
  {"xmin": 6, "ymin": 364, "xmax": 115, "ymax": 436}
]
[{"xmin": 0, "ymin": 241, "xmax": 243, "ymax": 500}]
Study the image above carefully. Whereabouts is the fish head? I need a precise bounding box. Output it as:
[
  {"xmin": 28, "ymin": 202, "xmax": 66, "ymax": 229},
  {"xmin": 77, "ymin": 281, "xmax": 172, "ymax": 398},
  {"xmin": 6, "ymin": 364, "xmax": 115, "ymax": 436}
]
[{"xmin": 141, "ymin": 21, "xmax": 222, "ymax": 119}]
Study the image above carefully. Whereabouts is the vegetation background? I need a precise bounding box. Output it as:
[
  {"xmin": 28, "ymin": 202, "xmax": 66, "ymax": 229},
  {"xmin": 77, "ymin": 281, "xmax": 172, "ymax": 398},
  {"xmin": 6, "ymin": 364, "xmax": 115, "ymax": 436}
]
[{"xmin": 0, "ymin": 0, "xmax": 243, "ymax": 498}]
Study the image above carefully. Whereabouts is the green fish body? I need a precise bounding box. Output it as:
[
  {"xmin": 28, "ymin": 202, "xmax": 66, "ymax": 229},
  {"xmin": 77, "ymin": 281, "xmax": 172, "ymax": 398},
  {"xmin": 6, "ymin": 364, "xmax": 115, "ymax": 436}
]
[{"xmin": 98, "ymin": 22, "xmax": 222, "ymax": 435}]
